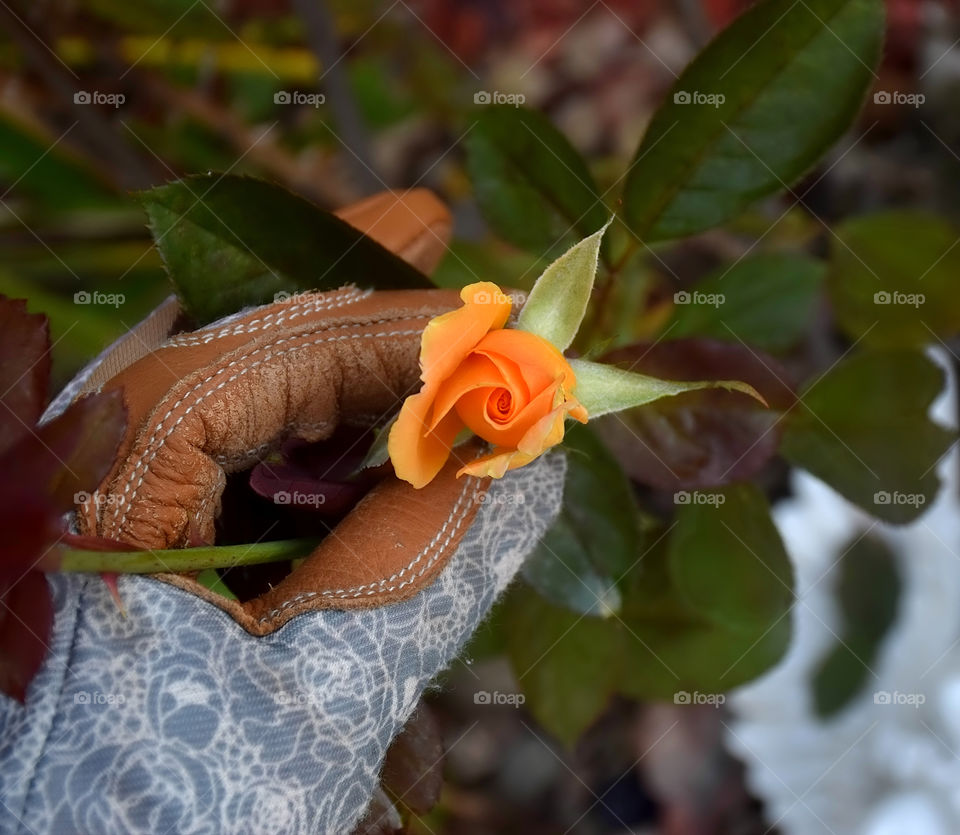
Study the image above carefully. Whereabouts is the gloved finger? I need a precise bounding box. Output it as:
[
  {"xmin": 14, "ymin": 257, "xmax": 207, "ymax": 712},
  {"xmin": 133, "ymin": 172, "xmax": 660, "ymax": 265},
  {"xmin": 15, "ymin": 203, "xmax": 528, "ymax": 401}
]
[
  {"xmin": 75, "ymin": 188, "xmax": 456, "ymax": 549},
  {"xmin": 78, "ymin": 286, "xmax": 461, "ymax": 548}
]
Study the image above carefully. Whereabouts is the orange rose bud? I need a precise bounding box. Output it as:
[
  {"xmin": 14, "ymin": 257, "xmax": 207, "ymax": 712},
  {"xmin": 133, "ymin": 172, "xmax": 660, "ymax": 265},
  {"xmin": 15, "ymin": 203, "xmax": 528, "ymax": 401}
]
[{"xmin": 389, "ymin": 282, "xmax": 587, "ymax": 488}]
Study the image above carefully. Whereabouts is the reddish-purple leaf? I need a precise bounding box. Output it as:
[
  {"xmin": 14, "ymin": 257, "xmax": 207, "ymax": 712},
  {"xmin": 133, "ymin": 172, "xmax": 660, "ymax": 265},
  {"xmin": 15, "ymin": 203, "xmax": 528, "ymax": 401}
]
[
  {"xmin": 599, "ymin": 339, "xmax": 795, "ymax": 490},
  {"xmin": 0, "ymin": 297, "xmax": 50, "ymax": 457},
  {"xmin": 249, "ymin": 429, "xmax": 379, "ymax": 517},
  {"xmin": 0, "ymin": 572, "xmax": 53, "ymax": 702},
  {"xmin": 0, "ymin": 389, "xmax": 127, "ymax": 516},
  {"xmin": 0, "ymin": 484, "xmax": 60, "ymax": 592},
  {"xmin": 0, "ymin": 481, "xmax": 59, "ymax": 703},
  {"xmin": 40, "ymin": 390, "xmax": 127, "ymax": 513}
]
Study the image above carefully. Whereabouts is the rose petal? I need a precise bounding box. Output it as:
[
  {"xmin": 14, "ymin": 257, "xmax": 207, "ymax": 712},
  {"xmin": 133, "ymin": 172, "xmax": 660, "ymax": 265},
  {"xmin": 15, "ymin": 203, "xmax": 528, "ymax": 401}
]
[
  {"xmin": 455, "ymin": 383, "xmax": 550, "ymax": 449},
  {"xmin": 428, "ymin": 355, "xmax": 506, "ymax": 431},
  {"xmin": 457, "ymin": 447, "xmax": 522, "ymax": 480},
  {"xmin": 517, "ymin": 404, "xmax": 568, "ymax": 457},
  {"xmin": 389, "ymin": 391, "xmax": 465, "ymax": 488},
  {"xmin": 473, "ymin": 329, "xmax": 568, "ymax": 394},
  {"xmin": 419, "ymin": 282, "xmax": 511, "ymax": 389}
]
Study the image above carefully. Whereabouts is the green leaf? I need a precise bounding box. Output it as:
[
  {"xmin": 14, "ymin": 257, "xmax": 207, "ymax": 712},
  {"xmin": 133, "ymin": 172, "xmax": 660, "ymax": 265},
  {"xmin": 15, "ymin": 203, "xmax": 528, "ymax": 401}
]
[
  {"xmin": 621, "ymin": 544, "xmax": 785, "ymax": 699},
  {"xmin": 617, "ymin": 500, "xmax": 792, "ymax": 701},
  {"xmin": 466, "ymin": 106, "xmax": 609, "ymax": 257},
  {"xmin": 828, "ymin": 211, "xmax": 960, "ymax": 348},
  {"xmin": 194, "ymin": 569, "xmax": 238, "ymax": 601},
  {"xmin": 619, "ymin": 610, "xmax": 792, "ymax": 701},
  {"xmin": 622, "ymin": 0, "xmax": 884, "ymax": 242},
  {"xmin": 357, "ymin": 416, "xmax": 397, "ymax": 472},
  {"xmin": 505, "ymin": 586, "xmax": 622, "ymax": 746},
  {"xmin": 517, "ymin": 218, "xmax": 611, "ymax": 350},
  {"xmin": 812, "ymin": 534, "xmax": 900, "ymax": 717},
  {"xmin": 668, "ymin": 484, "xmax": 793, "ymax": 632},
  {"xmin": 571, "ymin": 358, "xmax": 764, "ymax": 418},
  {"xmin": 781, "ymin": 350, "xmax": 956, "ymax": 523},
  {"xmin": 522, "ymin": 425, "xmax": 640, "ymax": 616},
  {"xmin": 138, "ymin": 174, "xmax": 431, "ymax": 324},
  {"xmin": 666, "ymin": 253, "xmax": 825, "ymax": 351}
]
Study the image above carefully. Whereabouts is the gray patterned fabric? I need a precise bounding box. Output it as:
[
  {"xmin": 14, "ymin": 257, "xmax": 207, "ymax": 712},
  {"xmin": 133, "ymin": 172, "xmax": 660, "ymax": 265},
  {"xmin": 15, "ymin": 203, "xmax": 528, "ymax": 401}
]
[{"xmin": 0, "ymin": 452, "xmax": 565, "ymax": 834}]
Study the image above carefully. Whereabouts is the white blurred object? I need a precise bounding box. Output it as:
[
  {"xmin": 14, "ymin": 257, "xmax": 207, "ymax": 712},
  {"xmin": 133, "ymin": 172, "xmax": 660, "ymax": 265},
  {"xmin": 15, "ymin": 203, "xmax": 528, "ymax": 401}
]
[{"xmin": 727, "ymin": 349, "xmax": 960, "ymax": 835}]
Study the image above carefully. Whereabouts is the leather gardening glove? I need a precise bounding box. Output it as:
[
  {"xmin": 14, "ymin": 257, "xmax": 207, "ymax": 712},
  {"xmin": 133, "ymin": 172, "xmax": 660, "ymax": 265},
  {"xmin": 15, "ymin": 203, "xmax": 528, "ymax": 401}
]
[{"xmin": 0, "ymin": 189, "xmax": 566, "ymax": 835}]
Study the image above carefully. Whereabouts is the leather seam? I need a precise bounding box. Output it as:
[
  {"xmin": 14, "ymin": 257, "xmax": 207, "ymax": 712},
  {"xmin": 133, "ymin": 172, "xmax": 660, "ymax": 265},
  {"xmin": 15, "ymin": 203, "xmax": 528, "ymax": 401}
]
[
  {"xmin": 107, "ymin": 320, "xmax": 429, "ymax": 535},
  {"xmin": 256, "ymin": 477, "xmax": 481, "ymax": 622},
  {"xmin": 163, "ymin": 287, "xmax": 370, "ymax": 347}
]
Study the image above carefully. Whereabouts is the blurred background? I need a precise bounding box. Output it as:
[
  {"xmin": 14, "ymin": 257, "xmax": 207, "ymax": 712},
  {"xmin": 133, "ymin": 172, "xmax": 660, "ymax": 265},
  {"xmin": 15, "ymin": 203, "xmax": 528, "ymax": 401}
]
[{"xmin": 3, "ymin": 0, "xmax": 960, "ymax": 832}]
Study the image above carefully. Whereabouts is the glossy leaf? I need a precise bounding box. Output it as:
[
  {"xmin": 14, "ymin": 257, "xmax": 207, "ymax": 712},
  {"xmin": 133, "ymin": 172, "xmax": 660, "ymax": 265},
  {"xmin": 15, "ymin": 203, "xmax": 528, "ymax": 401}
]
[
  {"xmin": 666, "ymin": 253, "xmax": 825, "ymax": 351},
  {"xmin": 597, "ymin": 340, "xmax": 794, "ymax": 490},
  {"xmin": 623, "ymin": 0, "xmax": 885, "ymax": 241},
  {"xmin": 138, "ymin": 174, "xmax": 431, "ymax": 324},
  {"xmin": 668, "ymin": 484, "xmax": 793, "ymax": 632},
  {"xmin": 812, "ymin": 534, "xmax": 900, "ymax": 717},
  {"xmin": 522, "ymin": 425, "xmax": 639, "ymax": 616},
  {"xmin": 466, "ymin": 106, "xmax": 609, "ymax": 256},
  {"xmin": 781, "ymin": 350, "xmax": 956, "ymax": 523},
  {"xmin": 828, "ymin": 212, "xmax": 960, "ymax": 348},
  {"xmin": 506, "ymin": 586, "xmax": 622, "ymax": 746},
  {"xmin": 518, "ymin": 218, "xmax": 611, "ymax": 350}
]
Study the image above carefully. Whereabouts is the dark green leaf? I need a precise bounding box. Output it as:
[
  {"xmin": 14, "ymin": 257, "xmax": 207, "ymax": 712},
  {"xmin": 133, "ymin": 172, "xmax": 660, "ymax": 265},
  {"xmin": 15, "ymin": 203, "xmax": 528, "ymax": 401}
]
[
  {"xmin": 669, "ymin": 484, "xmax": 793, "ymax": 632},
  {"xmin": 138, "ymin": 174, "xmax": 431, "ymax": 324},
  {"xmin": 459, "ymin": 595, "xmax": 509, "ymax": 662},
  {"xmin": 666, "ymin": 253, "xmax": 825, "ymax": 351},
  {"xmin": 618, "ymin": 610, "xmax": 792, "ymax": 701},
  {"xmin": 505, "ymin": 586, "xmax": 622, "ymax": 746},
  {"xmin": 812, "ymin": 534, "xmax": 900, "ymax": 717},
  {"xmin": 781, "ymin": 350, "xmax": 956, "ymax": 523},
  {"xmin": 619, "ymin": 511, "xmax": 792, "ymax": 701},
  {"xmin": 466, "ymin": 106, "xmax": 608, "ymax": 257},
  {"xmin": 522, "ymin": 425, "xmax": 640, "ymax": 616},
  {"xmin": 623, "ymin": 0, "xmax": 884, "ymax": 241},
  {"xmin": 829, "ymin": 211, "xmax": 960, "ymax": 347}
]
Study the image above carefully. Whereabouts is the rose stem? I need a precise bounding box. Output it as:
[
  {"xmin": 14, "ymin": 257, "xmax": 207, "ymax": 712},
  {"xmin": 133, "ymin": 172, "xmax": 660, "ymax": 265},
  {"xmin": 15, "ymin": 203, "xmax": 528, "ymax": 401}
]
[{"xmin": 57, "ymin": 537, "xmax": 321, "ymax": 574}]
